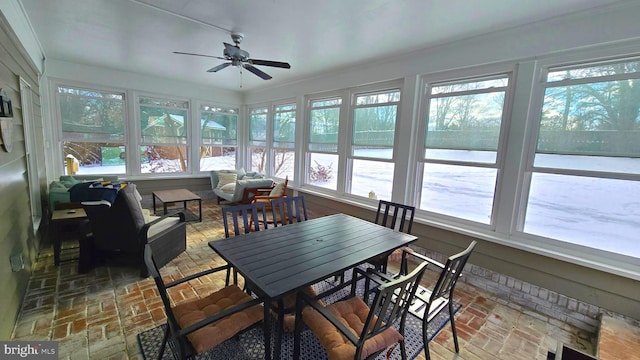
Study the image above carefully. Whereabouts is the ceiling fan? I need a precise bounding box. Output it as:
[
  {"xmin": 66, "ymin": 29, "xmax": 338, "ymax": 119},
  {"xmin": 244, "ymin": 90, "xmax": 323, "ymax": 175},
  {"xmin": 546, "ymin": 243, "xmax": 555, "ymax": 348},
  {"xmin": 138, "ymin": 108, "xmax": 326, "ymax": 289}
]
[{"xmin": 173, "ymin": 32, "xmax": 291, "ymax": 80}]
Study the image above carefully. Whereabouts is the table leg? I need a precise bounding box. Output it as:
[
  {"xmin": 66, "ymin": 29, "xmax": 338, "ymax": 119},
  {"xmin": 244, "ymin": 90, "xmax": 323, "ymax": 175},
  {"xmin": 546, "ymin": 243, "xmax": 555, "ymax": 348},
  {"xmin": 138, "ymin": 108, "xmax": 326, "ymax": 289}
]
[
  {"xmin": 198, "ymin": 199, "xmax": 202, "ymax": 222},
  {"xmin": 152, "ymin": 194, "xmax": 157, "ymax": 215},
  {"xmin": 163, "ymin": 203, "xmax": 168, "ymax": 215},
  {"xmin": 274, "ymin": 299, "xmax": 285, "ymax": 360},
  {"xmin": 264, "ymin": 302, "xmax": 272, "ymax": 360},
  {"xmin": 53, "ymin": 221, "xmax": 61, "ymax": 266}
]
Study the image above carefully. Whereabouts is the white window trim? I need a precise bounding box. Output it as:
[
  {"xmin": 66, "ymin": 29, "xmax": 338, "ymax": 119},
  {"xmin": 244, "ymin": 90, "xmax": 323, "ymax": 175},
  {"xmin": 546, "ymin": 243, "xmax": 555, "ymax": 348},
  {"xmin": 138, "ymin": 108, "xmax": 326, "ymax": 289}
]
[
  {"xmin": 194, "ymin": 100, "xmax": 240, "ymax": 174},
  {"xmin": 20, "ymin": 76, "xmax": 42, "ymax": 233},
  {"xmin": 414, "ymin": 64, "xmax": 516, "ymax": 229}
]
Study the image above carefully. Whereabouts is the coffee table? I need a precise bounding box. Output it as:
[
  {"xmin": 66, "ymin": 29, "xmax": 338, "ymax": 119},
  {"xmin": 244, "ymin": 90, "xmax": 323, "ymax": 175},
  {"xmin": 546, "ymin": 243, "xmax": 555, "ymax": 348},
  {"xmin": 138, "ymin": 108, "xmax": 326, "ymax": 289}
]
[{"xmin": 152, "ymin": 189, "xmax": 202, "ymax": 222}]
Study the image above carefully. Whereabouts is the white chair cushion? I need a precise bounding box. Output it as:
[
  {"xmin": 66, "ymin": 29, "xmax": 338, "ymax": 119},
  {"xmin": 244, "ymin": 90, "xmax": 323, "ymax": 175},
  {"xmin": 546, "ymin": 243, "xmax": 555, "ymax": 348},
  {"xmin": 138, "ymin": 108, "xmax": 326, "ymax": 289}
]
[
  {"xmin": 147, "ymin": 216, "xmax": 180, "ymax": 238},
  {"xmin": 269, "ymin": 181, "xmax": 285, "ymax": 196}
]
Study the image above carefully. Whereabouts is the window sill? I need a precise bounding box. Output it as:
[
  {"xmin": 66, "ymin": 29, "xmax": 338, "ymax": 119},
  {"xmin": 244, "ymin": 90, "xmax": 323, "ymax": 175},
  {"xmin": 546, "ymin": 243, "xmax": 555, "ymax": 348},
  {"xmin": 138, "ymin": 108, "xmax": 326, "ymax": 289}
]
[{"xmin": 296, "ymin": 185, "xmax": 640, "ymax": 282}]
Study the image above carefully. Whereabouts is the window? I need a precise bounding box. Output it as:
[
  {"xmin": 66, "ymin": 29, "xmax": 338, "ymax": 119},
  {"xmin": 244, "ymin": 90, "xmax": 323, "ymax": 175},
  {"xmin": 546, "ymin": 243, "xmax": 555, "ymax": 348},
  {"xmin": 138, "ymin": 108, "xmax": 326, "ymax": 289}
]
[
  {"xmin": 248, "ymin": 107, "xmax": 268, "ymax": 173},
  {"xmin": 199, "ymin": 104, "xmax": 238, "ymax": 171},
  {"xmin": 139, "ymin": 96, "xmax": 189, "ymax": 174},
  {"xmin": 307, "ymin": 98, "xmax": 341, "ymax": 190},
  {"xmin": 58, "ymin": 85, "xmax": 126, "ymax": 175},
  {"xmin": 418, "ymin": 75, "xmax": 511, "ymax": 224},
  {"xmin": 523, "ymin": 57, "xmax": 640, "ymax": 257},
  {"xmin": 21, "ymin": 77, "xmax": 41, "ymax": 233},
  {"xmin": 348, "ymin": 89, "xmax": 400, "ymax": 200},
  {"xmin": 272, "ymin": 103, "xmax": 296, "ymax": 179}
]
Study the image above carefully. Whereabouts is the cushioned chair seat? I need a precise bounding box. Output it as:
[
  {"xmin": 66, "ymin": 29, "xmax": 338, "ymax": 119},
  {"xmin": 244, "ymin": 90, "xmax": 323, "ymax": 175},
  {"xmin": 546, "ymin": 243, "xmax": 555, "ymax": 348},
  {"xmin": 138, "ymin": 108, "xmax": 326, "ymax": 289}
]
[
  {"xmin": 172, "ymin": 285, "xmax": 264, "ymax": 353},
  {"xmin": 302, "ymin": 296, "xmax": 403, "ymax": 360},
  {"xmin": 274, "ymin": 285, "xmax": 318, "ymax": 332}
]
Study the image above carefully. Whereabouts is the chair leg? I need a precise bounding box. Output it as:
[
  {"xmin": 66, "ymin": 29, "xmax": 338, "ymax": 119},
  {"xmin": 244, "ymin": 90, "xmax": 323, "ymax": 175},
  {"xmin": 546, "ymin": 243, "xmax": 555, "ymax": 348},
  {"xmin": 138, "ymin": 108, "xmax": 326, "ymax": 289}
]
[
  {"xmin": 157, "ymin": 324, "xmax": 169, "ymax": 360},
  {"xmin": 449, "ymin": 301, "xmax": 460, "ymax": 353},
  {"xmin": 293, "ymin": 297, "xmax": 303, "ymax": 359},
  {"xmin": 400, "ymin": 340, "xmax": 408, "ymax": 360},
  {"xmin": 423, "ymin": 320, "xmax": 430, "ymax": 360}
]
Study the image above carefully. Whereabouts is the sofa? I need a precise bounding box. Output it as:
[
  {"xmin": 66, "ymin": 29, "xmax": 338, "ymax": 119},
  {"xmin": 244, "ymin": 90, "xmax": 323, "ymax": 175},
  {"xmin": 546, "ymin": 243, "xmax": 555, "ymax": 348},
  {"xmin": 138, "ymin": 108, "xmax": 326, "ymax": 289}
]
[
  {"xmin": 210, "ymin": 168, "xmax": 274, "ymax": 204},
  {"xmin": 48, "ymin": 175, "xmax": 119, "ymax": 212}
]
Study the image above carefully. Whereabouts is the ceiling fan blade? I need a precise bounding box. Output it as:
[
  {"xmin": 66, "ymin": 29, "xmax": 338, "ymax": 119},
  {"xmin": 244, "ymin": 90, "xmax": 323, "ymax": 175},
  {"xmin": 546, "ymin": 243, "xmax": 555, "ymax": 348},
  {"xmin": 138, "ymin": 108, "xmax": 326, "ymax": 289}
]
[
  {"xmin": 243, "ymin": 64, "xmax": 272, "ymax": 80},
  {"xmin": 173, "ymin": 51, "xmax": 225, "ymax": 60},
  {"xmin": 207, "ymin": 63, "xmax": 232, "ymax": 72},
  {"xmin": 249, "ymin": 59, "xmax": 291, "ymax": 69}
]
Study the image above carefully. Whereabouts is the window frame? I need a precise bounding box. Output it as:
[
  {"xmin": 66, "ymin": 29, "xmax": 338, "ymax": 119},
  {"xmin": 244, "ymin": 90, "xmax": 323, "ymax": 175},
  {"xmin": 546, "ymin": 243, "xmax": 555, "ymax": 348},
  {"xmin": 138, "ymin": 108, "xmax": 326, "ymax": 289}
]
[
  {"xmin": 304, "ymin": 92, "xmax": 346, "ymax": 192},
  {"xmin": 54, "ymin": 82, "xmax": 129, "ymax": 176},
  {"xmin": 414, "ymin": 69, "xmax": 515, "ymax": 228},
  {"xmin": 271, "ymin": 101, "xmax": 296, "ymax": 180},
  {"xmin": 137, "ymin": 94, "xmax": 191, "ymax": 175},
  {"xmin": 197, "ymin": 102, "xmax": 240, "ymax": 172},
  {"xmin": 515, "ymin": 53, "xmax": 640, "ymax": 261},
  {"xmin": 345, "ymin": 84, "xmax": 402, "ymax": 200}
]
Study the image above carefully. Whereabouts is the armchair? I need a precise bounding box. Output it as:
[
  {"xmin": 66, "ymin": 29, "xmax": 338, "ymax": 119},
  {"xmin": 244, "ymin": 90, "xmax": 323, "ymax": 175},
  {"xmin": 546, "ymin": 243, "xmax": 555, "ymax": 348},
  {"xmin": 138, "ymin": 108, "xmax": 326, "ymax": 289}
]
[
  {"xmin": 81, "ymin": 183, "xmax": 186, "ymax": 277},
  {"xmin": 368, "ymin": 240, "xmax": 477, "ymax": 360},
  {"xmin": 294, "ymin": 262, "xmax": 429, "ymax": 360},
  {"xmin": 251, "ymin": 176, "xmax": 288, "ymax": 224},
  {"xmin": 144, "ymin": 244, "xmax": 268, "ymax": 359}
]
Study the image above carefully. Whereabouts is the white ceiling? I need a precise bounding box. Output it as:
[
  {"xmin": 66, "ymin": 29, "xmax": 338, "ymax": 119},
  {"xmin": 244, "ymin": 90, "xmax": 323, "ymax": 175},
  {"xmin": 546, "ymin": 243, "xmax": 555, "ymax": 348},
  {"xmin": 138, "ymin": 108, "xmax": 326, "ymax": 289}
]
[{"xmin": 20, "ymin": 0, "xmax": 627, "ymax": 92}]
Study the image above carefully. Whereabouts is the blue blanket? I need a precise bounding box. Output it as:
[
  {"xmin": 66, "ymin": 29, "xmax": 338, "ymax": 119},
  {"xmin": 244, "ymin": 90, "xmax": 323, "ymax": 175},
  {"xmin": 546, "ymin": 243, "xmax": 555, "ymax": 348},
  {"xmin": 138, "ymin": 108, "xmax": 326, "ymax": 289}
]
[{"xmin": 69, "ymin": 181, "xmax": 127, "ymax": 205}]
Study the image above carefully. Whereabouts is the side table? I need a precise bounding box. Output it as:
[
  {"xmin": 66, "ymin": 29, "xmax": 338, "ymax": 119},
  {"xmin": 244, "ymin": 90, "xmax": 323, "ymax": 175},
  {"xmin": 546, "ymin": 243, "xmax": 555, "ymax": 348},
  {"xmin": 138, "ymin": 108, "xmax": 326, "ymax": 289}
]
[{"xmin": 50, "ymin": 208, "xmax": 88, "ymax": 266}]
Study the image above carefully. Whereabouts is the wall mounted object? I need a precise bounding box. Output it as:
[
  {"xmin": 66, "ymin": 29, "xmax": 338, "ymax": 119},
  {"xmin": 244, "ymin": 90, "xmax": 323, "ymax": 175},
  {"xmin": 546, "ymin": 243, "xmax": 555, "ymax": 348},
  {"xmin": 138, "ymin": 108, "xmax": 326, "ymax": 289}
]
[
  {"xmin": 0, "ymin": 89, "xmax": 13, "ymax": 152},
  {"xmin": 0, "ymin": 88, "xmax": 12, "ymax": 117}
]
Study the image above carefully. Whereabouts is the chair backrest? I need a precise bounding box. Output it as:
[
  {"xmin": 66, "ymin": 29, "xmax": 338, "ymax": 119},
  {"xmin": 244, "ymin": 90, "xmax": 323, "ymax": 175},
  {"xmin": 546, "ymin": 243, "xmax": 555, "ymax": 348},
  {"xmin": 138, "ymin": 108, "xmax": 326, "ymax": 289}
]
[
  {"xmin": 356, "ymin": 261, "xmax": 429, "ymax": 358},
  {"xmin": 374, "ymin": 200, "xmax": 415, "ymax": 234},
  {"xmin": 430, "ymin": 240, "xmax": 477, "ymax": 303},
  {"xmin": 222, "ymin": 202, "xmax": 269, "ymax": 237},
  {"xmin": 82, "ymin": 184, "xmax": 143, "ymax": 252},
  {"xmin": 268, "ymin": 176, "xmax": 289, "ymax": 197},
  {"xmin": 271, "ymin": 195, "xmax": 308, "ymax": 227},
  {"xmin": 143, "ymin": 244, "xmax": 183, "ymax": 346}
]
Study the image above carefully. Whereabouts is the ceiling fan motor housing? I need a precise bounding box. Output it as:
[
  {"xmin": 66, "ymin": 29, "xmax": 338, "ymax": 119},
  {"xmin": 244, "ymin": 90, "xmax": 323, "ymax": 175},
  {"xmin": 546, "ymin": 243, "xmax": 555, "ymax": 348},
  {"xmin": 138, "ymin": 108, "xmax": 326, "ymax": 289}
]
[{"xmin": 224, "ymin": 47, "xmax": 250, "ymax": 62}]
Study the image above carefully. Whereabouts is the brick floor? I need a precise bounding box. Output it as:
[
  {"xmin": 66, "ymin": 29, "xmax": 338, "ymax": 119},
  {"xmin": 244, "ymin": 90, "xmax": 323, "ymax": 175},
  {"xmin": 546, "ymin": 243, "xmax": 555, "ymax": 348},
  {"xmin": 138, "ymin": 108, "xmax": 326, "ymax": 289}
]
[{"xmin": 11, "ymin": 199, "xmax": 600, "ymax": 360}]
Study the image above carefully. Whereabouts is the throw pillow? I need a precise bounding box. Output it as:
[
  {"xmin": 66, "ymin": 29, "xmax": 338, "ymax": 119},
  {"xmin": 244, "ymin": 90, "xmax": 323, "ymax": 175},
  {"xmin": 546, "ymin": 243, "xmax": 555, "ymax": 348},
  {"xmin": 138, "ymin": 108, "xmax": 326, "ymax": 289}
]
[
  {"xmin": 269, "ymin": 181, "xmax": 285, "ymax": 197},
  {"xmin": 216, "ymin": 173, "xmax": 238, "ymax": 189},
  {"xmin": 244, "ymin": 172, "xmax": 265, "ymax": 179},
  {"xmin": 220, "ymin": 182, "xmax": 236, "ymax": 194}
]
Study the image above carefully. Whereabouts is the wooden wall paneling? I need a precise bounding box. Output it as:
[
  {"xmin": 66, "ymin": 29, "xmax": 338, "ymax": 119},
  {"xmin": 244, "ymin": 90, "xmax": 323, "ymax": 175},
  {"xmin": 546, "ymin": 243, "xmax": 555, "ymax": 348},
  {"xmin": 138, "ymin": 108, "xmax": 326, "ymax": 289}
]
[{"xmin": 0, "ymin": 10, "xmax": 43, "ymax": 340}]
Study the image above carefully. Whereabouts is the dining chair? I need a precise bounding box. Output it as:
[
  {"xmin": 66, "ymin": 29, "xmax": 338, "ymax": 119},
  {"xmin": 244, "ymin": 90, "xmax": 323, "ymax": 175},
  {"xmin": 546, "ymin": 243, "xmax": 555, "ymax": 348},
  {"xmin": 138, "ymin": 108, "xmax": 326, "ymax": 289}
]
[
  {"xmin": 143, "ymin": 244, "xmax": 269, "ymax": 360},
  {"xmin": 222, "ymin": 199, "xmax": 313, "ymax": 335},
  {"xmin": 270, "ymin": 195, "xmax": 308, "ymax": 227},
  {"xmin": 267, "ymin": 194, "xmax": 318, "ymax": 334},
  {"xmin": 294, "ymin": 261, "xmax": 429, "ymax": 360},
  {"xmin": 222, "ymin": 201, "xmax": 269, "ymax": 237},
  {"xmin": 221, "ymin": 202, "xmax": 269, "ymax": 288},
  {"xmin": 369, "ymin": 240, "xmax": 477, "ymax": 360},
  {"xmin": 334, "ymin": 199, "xmax": 416, "ymax": 283},
  {"xmin": 368, "ymin": 199, "xmax": 416, "ymax": 273}
]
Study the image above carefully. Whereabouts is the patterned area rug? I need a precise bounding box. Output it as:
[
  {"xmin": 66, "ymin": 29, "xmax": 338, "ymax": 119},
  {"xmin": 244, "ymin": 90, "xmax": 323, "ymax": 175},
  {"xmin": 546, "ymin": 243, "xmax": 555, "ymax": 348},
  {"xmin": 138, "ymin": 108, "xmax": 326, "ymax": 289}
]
[{"xmin": 138, "ymin": 275, "xmax": 461, "ymax": 360}]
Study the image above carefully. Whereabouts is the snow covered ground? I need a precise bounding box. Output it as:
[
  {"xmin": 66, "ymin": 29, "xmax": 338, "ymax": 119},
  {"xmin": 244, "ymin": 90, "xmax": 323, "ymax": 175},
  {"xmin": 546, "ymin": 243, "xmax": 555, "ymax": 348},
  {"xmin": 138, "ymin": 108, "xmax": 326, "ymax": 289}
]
[{"xmin": 75, "ymin": 150, "xmax": 639, "ymax": 258}]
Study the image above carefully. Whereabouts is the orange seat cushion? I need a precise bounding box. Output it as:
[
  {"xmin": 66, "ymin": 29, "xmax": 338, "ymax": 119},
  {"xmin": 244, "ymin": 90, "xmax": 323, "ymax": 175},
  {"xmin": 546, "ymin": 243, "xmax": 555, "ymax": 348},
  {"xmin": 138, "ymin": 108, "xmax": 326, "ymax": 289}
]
[
  {"xmin": 272, "ymin": 285, "xmax": 319, "ymax": 332},
  {"xmin": 171, "ymin": 285, "xmax": 263, "ymax": 353},
  {"xmin": 302, "ymin": 296, "xmax": 403, "ymax": 360}
]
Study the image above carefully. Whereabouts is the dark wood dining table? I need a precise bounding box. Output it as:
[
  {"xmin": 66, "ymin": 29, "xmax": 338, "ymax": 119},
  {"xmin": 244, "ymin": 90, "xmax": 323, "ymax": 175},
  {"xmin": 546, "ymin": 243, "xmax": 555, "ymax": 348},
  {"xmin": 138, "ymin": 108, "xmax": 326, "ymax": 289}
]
[{"xmin": 208, "ymin": 213, "xmax": 417, "ymax": 360}]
